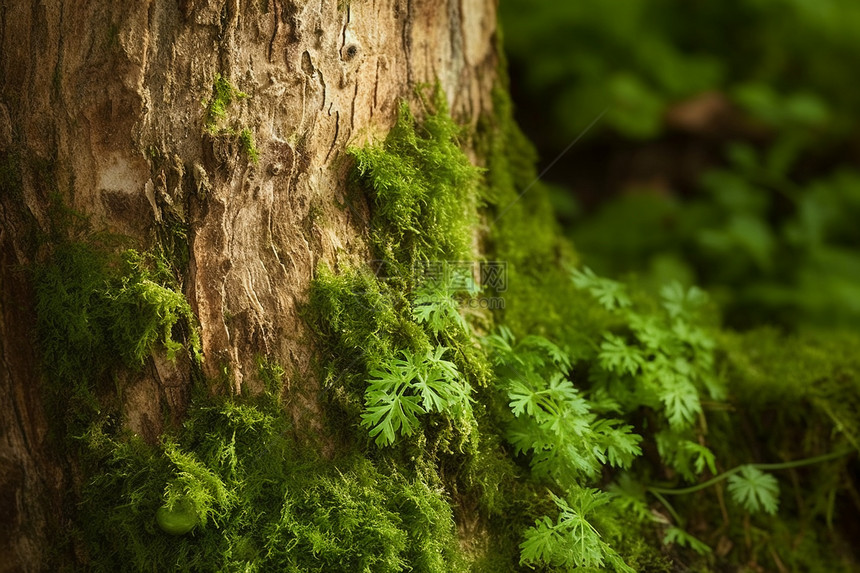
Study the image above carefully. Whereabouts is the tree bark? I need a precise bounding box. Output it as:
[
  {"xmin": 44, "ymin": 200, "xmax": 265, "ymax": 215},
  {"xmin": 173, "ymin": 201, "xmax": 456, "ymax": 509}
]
[{"xmin": 0, "ymin": 0, "xmax": 499, "ymax": 568}]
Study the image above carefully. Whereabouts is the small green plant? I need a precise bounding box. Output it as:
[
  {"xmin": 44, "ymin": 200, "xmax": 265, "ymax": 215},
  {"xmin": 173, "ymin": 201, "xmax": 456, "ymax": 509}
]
[
  {"xmin": 520, "ymin": 490, "xmax": 635, "ymax": 572},
  {"xmin": 572, "ymin": 268, "xmax": 723, "ymax": 477},
  {"xmin": 411, "ymin": 266, "xmax": 476, "ymax": 337},
  {"xmin": 642, "ymin": 447, "xmax": 854, "ymax": 516},
  {"xmin": 484, "ymin": 327, "xmax": 641, "ymax": 482},
  {"xmin": 361, "ymin": 346, "xmax": 472, "ymax": 446}
]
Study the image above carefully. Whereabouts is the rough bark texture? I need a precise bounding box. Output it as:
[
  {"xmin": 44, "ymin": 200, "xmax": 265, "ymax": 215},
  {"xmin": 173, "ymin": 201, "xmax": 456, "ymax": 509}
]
[{"xmin": 0, "ymin": 0, "xmax": 499, "ymax": 568}]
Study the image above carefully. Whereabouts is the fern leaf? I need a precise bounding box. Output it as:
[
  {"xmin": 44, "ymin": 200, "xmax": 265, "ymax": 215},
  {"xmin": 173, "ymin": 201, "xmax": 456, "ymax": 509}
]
[
  {"xmin": 727, "ymin": 465, "xmax": 780, "ymax": 514},
  {"xmin": 521, "ymin": 490, "xmax": 634, "ymax": 571},
  {"xmin": 571, "ymin": 267, "xmax": 632, "ymax": 311},
  {"xmin": 608, "ymin": 474, "xmax": 654, "ymax": 524},
  {"xmin": 519, "ymin": 516, "xmax": 560, "ymax": 565},
  {"xmin": 508, "ymin": 380, "xmax": 542, "ymax": 418},
  {"xmin": 521, "ymin": 335, "xmax": 573, "ymax": 374},
  {"xmin": 688, "ymin": 442, "xmax": 717, "ymax": 475},
  {"xmin": 663, "ymin": 526, "xmax": 711, "ymax": 555},
  {"xmin": 661, "ymin": 282, "xmax": 707, "ymax": 319},
  {"xmin": 361, "ymin": 391, "xmax": 424, "ymax": 447},
  {"xmin": 412, "ymin": 289, "xmax": 468, "ymax": 335},
  {"xmin": 658, "ymin": 374, "xmax": 702, "ymax": 429},
  {"xmin": 410, "ymin": 347, "xmax": 462, "ymax": 413},
  {"xmin": 599, "ymin": 334, "xmax": 644, "ymax": 376},
  {"xmin": 592, "ymin": 419, "xmax": 643, "ymax": 469}
]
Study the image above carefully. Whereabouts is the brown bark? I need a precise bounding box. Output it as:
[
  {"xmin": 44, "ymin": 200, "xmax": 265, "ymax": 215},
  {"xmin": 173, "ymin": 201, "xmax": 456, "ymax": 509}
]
[{"xmin": 0, "ymin": 0, "xmax": 499, "ymax": 569}]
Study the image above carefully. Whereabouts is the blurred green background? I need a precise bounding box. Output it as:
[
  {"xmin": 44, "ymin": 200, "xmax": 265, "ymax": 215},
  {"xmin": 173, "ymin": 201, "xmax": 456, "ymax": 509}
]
[{"xmin": 501, "ymin": 0, "xmax": 860, "ymax": 330}]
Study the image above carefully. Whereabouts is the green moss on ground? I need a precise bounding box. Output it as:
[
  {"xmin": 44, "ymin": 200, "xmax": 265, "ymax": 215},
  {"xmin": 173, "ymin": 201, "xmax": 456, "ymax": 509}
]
[{"xmin": 78, "ymin": 390, "xmax": 465, "ymax": 573}]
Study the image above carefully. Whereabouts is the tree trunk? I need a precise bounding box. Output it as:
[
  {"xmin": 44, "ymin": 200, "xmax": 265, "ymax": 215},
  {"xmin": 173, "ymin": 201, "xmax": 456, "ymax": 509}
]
[{"xmin": 0, "ymin": 0, "xmax": 499, "ymax": 568}]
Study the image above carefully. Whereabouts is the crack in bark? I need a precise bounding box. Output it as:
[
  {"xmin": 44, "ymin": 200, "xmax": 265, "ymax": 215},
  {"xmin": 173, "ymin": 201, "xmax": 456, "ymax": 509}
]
[
  {"xmin": 401, "ymin": 0, "xmax": 413, "ymax": 85},
  {"xmin": 372, "ymin": 57, "xmax": 380, "ymax": 117},
  {"xmin": 324, "ymin": 109, "xmax": 339, "ymax": 163},
  {"xmin": 350, "ymin": 80, "xmax": 357, "ymax": 134},
  {"xmin": 268, "ymin": 0, "xmax": 280, "ymax": 61}
]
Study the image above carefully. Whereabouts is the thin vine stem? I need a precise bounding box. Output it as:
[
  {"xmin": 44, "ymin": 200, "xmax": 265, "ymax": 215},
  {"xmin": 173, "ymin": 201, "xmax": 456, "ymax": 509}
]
[
  {"xmin": 646, "ymin": 448, "xmax": 855, "ymax": 496},
  {"xmin": 649, "ymin": 490, "xmax": 684, "ymax": 527}
]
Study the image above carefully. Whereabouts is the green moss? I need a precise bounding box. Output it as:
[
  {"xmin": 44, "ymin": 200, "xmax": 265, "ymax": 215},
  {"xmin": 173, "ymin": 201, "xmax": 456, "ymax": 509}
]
[
  {"xmin": 717, "ymin": 327, "xmax": 860, "ymax": 458},
  {"xmin": 238, "ymin": 128, "xmax": 260, "ymax": 164},
  {"xmin": 475, "ymin": 82, "xmax": 611, "ymax": 357},
  {"xmin": 256, "ymin": 356, "xmax": 286, "ymax": 398},
  {"xmin": 34, "ymin": 242, "xmax": 201, "ymax": 432},
  {"xmin": 78, "ymin": 392, "xmax": 465, "ymax": 572},
  {"xmin": 308, "ymin": 91, "xmax": 547, "ymax": 568},
  {"xmin": 204, "ymin": 74, "xmax": 247, "ymax": 133},
  {"xmin": 349, "ymin": 85, "xmax": 481, "ymax": 270},
  {"xmin": 308, "ymin": 263, "xmax": 424, "ymax": 406}
]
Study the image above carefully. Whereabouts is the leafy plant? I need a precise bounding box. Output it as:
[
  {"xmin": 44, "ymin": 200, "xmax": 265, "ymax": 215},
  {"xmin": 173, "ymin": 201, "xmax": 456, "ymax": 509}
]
[
  {"xmin": 520, "ymin": 490, "xmax": 634, "ymax": 572},
  {"xmin": 662, "ymin": 526, "xmax": 711, "ymax": 556},
  {"xmin": 411, "ymin": 265, "xmax": 476, "ymax": 337},
  {"xmin": 573, "ymin": 268, "xmax": 722, "ymax": 473},
  {"xmin": 484, "ymin": 326, "xmax": 641, "ymax": 482},
  {"xmin": 726, "ymin": 465, "xmax": 780, "ymax": 515},
  {"xmin": 361, "ymin": 346, "xmax": 472, "ymax": 446}
]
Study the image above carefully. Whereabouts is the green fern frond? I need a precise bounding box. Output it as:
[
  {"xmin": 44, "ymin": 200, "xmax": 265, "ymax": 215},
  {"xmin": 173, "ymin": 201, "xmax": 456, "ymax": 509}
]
[
  {"xmin": 571, "ymin": 266, "xmax": 632, "ymax": 311},
  {"xmin": 663, "ymin": 526, "xmax": 711, "ymax": 555},
  {"xmin": 360, "ymin": 346, "xmax": 470, "ymax": 446},
  {"xmin": 727, "ymin": 465, "xmax": 780, "ymax": 514},
  {"xmin": 520, "ymin": 490, "xmax": 635, "ymax": 572}
]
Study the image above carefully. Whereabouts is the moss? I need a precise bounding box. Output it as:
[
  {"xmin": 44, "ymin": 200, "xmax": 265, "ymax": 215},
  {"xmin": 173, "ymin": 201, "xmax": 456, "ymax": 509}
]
[
  {"xmin": 34, "ymin": 242, "xmax": 201, "ymax": 433},
  {"xmin": 77, "ymin": 392, "xmax": 465, "ymax": 572},
  {"xmin": 204, "ymin": 74, "xmax": 247, "ymax": 133},
  {"xmin": 308, "ymin": 91, "xmax": 545, "ymax": 568},
  {"xmin": 308, "ymin": 263, "xmax": 425, "ymax": 409},
  {"xmin": 348, "ymin": 85, "xmax": 481, "ymax": 271},
  {"xmin": 475, "ymin": 81, "xmax": 612, "ymax": 359},
  {"xmin": 255, "ymin": 356, "xmax": 286, "ymax": 399},
  {"xmin": 202, "ymin": 76, "xmax": 260, "ymax": 166},
  {"xmin": 34, "ymin": 225, "xmax": 468, "ymax": 570},
  {"xmin": 238, "ymin": 128, "xmax": 260, "ymax": 164}
]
